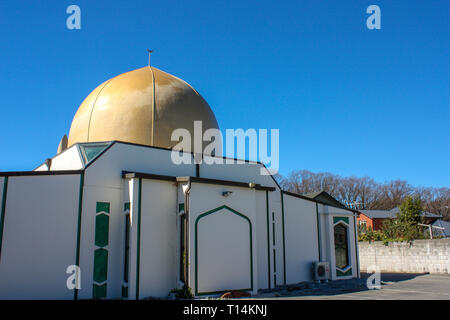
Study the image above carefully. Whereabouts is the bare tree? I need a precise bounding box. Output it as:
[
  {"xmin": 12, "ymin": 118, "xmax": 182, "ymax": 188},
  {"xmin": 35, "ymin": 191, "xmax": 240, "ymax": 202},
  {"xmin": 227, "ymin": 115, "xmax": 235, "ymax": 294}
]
[{"xmin": 278, "ymin": 170, "xmax": 449, "ymax": 221}]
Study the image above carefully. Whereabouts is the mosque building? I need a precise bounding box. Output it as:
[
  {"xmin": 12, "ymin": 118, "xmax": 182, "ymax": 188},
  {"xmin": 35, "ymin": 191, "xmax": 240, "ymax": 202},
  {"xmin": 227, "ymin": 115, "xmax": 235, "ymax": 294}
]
[{"xmin": 0, "ymin": 65, "xmax": 359, "ymax": 299}]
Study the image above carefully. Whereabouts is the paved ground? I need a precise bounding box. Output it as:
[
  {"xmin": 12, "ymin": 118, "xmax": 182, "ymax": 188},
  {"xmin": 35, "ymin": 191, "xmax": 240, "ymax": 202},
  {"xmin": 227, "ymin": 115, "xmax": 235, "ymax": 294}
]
[{"xmin": 253, "ymin": 273, "xmax": 450, "ymax": 300}]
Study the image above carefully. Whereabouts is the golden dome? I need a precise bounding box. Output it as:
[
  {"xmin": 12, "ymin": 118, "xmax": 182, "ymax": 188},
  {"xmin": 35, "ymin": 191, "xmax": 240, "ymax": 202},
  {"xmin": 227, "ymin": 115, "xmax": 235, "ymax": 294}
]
[{"xmin": 67, "ymin": 66, "xmax": 219, "ymax": 151}]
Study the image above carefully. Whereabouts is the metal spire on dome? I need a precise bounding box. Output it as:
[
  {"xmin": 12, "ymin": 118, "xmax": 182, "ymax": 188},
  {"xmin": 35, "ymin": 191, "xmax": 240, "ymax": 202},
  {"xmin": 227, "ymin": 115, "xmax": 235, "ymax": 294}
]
[
  {"xmin": 147, "ymin": 49, "xmax": 155, "ymax": 145},
  {"xmin": 147, "ymin": 49, "xmax": 154, "ymax": 66}
]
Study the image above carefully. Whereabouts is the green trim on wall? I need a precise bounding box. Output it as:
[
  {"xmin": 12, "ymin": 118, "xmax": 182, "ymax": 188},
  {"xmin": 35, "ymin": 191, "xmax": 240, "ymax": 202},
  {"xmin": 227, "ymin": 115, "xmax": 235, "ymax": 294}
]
[
  {"xmin": 272, "ymin": 220, "xmax": 276, "ymax": 246},
  {"xmin": 194, "ymin": 205, "xmax": 253, "ymax": 296},
  {"xmin": 178, "ymin": 203, "xmax": 185, "ymax": 212},
  {"xmin": 74, "ymin": 172, "xmax": 84, "ymax": 300},
  {"xmin": 336, "ymin": 268, "xmax": 352, "ymax": 277},
  {"xmin": 280, "ymin": 192, "xmax": 286, "ymax": 285},
  {"xmin": 135, "ymin": 178, "xmax": 142, "ymax": 299},
  {"xmin": 353, "ymin": 215, "xmax": 360, "ymax": 278},
  {"xmin": 92, "ymin": 201, "xmax": 110, "ymax": 299},
  {"xmin": 316, "ymin": 203, "xmax": 321, "ymax": 261},
  {"xmin": 265, "ymin": 191, "xmax": 271, "ymax": 289},
  {"xmin": 94, "ymin": 214, "xmax": 110, "ymax": 247},
  {"xmin": 333, "ymin": 216, "xmax": 349, "ymax": 225},
  {"xmin": 124, "ymin": 202, "xmax": 130, "ymax": 212},
  {"xmin": 93, "ymin": 283, "xmax": 107, "ymax": 299},
  {"xmin": 93, "ymin": 248, "xmax": 108, "ymax": 283},
  {"xmin": 273, "ymin": 249, "xmax": 277, "ymax": 273},
  {"xmin": 122, "ymin": 285, "xmax": 128, "ymax": 298},
  {"xmin": 0, "ymin": 176, "xmax": 9, "ymax": 260},
  {"xmin": 96, "ymin": 202, "xmax": 110, "ymax": 214}
]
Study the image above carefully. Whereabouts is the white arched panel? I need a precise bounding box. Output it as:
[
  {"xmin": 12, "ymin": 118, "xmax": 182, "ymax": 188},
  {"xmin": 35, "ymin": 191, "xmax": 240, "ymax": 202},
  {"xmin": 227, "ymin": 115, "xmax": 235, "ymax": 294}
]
[{"xmin": 195, "ymin": 206, "xmax": 252, "ymax": 295}]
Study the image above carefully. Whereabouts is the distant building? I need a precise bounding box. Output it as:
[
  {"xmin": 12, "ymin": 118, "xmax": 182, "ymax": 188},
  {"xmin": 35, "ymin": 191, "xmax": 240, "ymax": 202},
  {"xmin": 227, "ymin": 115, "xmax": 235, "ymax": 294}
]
[
  {"xmin": 358, "ymin": 208, "xmax": 442, "ymax": 231},
  {"xmin": 432, "ymin": 219, "xmax": 450, "ymax": 238}
]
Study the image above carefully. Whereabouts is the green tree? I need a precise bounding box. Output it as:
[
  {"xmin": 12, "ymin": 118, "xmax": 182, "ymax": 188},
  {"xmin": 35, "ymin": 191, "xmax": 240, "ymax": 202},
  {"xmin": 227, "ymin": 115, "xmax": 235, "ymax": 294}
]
[
  {"xmin": 398, "ymin": 196, "xmax": 424, "ymax": 225},
  {"xmin": 381, "ymin": 196, "xmax": 426, "ymax": 242}
]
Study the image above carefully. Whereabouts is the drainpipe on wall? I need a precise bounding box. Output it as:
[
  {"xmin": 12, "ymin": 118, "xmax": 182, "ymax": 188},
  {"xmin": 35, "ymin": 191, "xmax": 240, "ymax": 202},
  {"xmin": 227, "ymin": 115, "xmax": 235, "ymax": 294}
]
[{"xmin": 177, "ymin": 177, "xmax": 192, "ymax": 290}]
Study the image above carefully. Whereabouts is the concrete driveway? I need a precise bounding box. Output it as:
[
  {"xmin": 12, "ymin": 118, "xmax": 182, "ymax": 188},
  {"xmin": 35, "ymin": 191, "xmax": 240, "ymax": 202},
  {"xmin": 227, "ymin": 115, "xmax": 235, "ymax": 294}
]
[{"xmin": 254, "ymin": 273, "xmax": 450, "ymax": 300}]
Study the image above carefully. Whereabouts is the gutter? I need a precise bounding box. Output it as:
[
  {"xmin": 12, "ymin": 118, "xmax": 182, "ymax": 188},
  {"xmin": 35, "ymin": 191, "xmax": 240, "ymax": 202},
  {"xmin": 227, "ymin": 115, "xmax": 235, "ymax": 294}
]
[{"xmin": 177, "ymin": 177, "xmax": 192, "ymax": 289}]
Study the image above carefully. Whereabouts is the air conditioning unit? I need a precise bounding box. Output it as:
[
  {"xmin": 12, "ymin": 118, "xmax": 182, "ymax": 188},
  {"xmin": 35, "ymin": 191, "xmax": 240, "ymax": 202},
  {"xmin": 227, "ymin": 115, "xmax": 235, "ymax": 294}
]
[{"xmin": 313, "ymin": 262, "xmax": 330, "ymax": 281}]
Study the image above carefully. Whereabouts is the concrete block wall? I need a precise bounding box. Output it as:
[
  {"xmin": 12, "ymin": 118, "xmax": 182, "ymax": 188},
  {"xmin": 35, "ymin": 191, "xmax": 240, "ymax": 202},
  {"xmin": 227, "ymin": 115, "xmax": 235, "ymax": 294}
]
[{"xmin": 358, "ymin": 239, "xmax": 450, "ymax": 274}]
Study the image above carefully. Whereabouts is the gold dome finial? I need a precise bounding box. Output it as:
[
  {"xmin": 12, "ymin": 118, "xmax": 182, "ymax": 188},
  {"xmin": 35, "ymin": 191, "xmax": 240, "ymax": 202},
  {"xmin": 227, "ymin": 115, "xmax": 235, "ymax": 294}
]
[{"xmin": 57, "ymin": 134, "xmax": 68, "ymax": 154}]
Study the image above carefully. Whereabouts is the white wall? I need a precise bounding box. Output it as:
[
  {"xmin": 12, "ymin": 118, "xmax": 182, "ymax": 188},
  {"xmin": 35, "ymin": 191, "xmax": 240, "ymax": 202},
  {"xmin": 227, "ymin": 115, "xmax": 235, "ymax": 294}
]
[
  {"xmin": 125, "ymin": 178, "xmax": 177, "ymax": 299},
  {"xmin": 0, "ymin": 174, "xmax": 81, "ymax": 299},
  {"xmin": 283, "ymin": 194, "xmax": 320, "ymax": 284},
  {"xmin": 359, "ymin": 239, "xmax": 450, "ymax": 274},
  {"xmin": 85, "ymin": 142, "xmax": 277, "ymax": 190},
  {"xmin": 255, "ymin": 191, "xmax": 270, "ymax": 290},
  {"xmin": 84, "ymin": 143, "xmax": 196, "ymax": 189},
  {"xmin": 138, "ymin": 179, "xmax": 177, "ymax": 298},
  {"xmin": 200, "ymin": 155, "xmax": 278, "ymax": 189},
  {"xmin": 197, "ymin": 207, "xmax": 252, "ymax": 293},
  {"xmin": 188, "ymin": 183, "xmax": 258, "ymax": 295},
  {"xmin": 35, "ymin": 145, "xmax": 84, "ymax": 171},
  {"xmin": 76, "ymin": 184, "xmax": 124, "ymax": 299},
  {"xmin": 270, "ymin": 191, "xmax": 285, "ymax": 287}
]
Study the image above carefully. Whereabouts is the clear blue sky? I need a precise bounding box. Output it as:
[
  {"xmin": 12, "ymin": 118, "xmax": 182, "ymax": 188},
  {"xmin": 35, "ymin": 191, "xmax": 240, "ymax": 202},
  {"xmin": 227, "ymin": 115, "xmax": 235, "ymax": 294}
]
[{"xmin": 0, "ymin": 1, "xmax": 448, "ymax": 188}]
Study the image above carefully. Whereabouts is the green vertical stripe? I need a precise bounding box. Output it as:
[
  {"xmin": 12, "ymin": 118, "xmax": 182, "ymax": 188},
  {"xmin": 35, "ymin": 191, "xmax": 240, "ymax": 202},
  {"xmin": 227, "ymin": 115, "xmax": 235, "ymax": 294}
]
[
  {"xmin": 93, "ymin": 248, "xmax": 109, "ymax": 283},
  {"xmin": 273, "ymin": 250, "xmax": 277, "ymax": 286},
  {"xmin": 273, "ymin": 249, "xmax": 277, "ymax": 273},
  {"xmin": 92, "ymin": 202, "xmax": 110, "ymax": 299},
  {"xmin": 265, "ymin": 191, "xmax": 271, "ymax": 289},
  {"xmin": 0, "ymin": 177, "xmax": 9, "ymax": 260},
  {"xmin": 93, "ymin": 283, "xmax": 107, "ymax": 298},
  {"xmin": 96, "ymin": 202, "xmax": 110, "ymax": 214},
  {"xmin": 135, "ymin": 178, "xmax": 142, "ymax": 299},
  {"xmin": 272, "ymin": 221, "xmax": 276, "ymax": 246},
  {"xmin": 316, "ymin": 203, "xmax": 321, "ymax": 261},
  {"xmin": 280, "ymin": 192, "xmax": 286, "ymax": 285},
  {"xmin": 74, "ymin": 172, "xmax": 84, "ymax": 300},
  {"xmin": 353, "ymin": 215, "xmax": 360, "ymax": 278}
]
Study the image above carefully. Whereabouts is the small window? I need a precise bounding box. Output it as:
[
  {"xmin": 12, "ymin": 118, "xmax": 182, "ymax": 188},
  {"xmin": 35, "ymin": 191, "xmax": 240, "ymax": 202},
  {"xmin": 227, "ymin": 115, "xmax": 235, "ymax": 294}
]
[
  {"xmin": 78, "ymin": 143, "xmax": 110, "ymax": 165},
  {"xmin": 334, "ymin": 223, "xmax": 349, "ymax": 269}
]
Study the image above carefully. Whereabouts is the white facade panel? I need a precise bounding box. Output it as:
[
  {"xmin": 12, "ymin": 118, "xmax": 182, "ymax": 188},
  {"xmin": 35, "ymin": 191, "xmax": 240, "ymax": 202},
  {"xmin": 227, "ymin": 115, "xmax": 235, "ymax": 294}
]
[
  {"xmin": 0, "ymin": 175, "xmax": 81, "ymax": 299},
  {"xmin": 137, "ymin": 179, "xmax": 177, "ymax": 298},
  {"xmin": 197, "ymin": 207, "xmax": 252, "ymax": 293},
  {"xmin": 34, "ymin": 145, "xmax": 83, "ymax": 171},
  {"xmin": 76, "ymin": 184, "xmax": 123, "ymax": 299},
  {"xmin": 255, "ymin": 191, "xmax": 270, "ymax": 289},
  {"xmin": 270, "ymin": 191, "xmax": 285, "ymax": 286},
  {"xmin": 283, "ymin": 194, "xmax": 319, "ymax": 284},
  {"xmin": 188, "ymin": 183, "xmax": 258, "ymax": 295},
  {"xmin": 84, "ymin": 143, "xmax": 196, "ymax": 189},
  {"xmin": 200, "ymin": 156, "xmax": 278, "ymax": 189}
]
